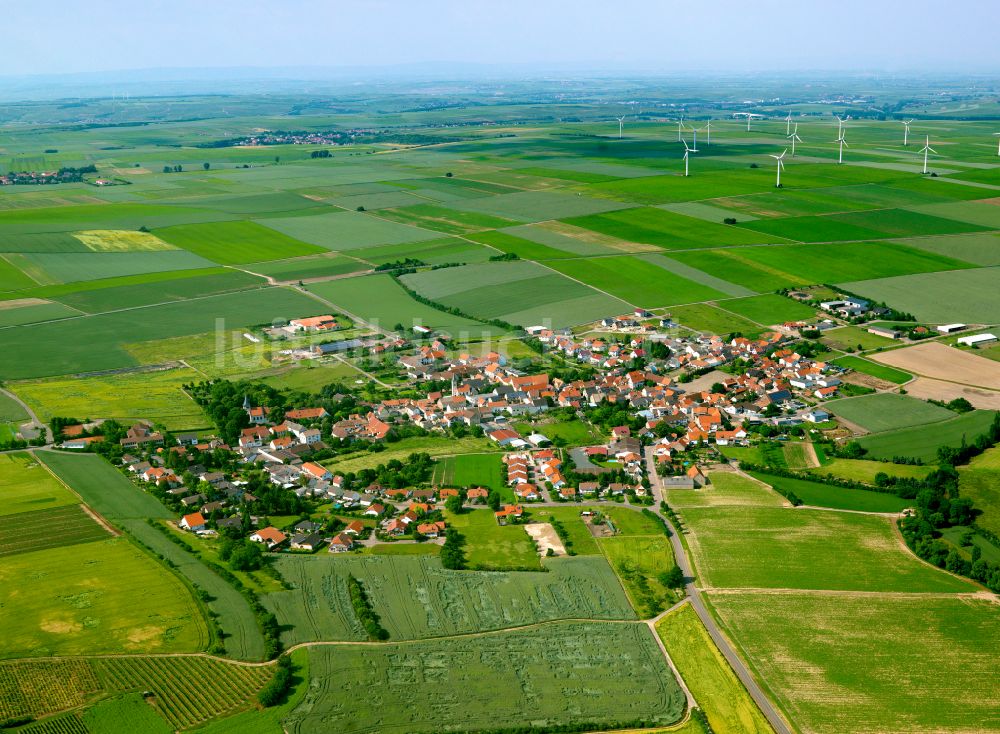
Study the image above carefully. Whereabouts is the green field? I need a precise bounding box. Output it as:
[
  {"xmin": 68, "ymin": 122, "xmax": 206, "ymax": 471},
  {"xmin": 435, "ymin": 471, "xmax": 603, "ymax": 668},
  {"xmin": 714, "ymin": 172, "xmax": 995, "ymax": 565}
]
[
  {"xmin": 0, "ymin": 656, "xmax": 273, "ymax": 730},
  {"xmin": 598, "ymin": 535, "xmax": 678, "ymax": 618},
  {"xmin": 155, "ymin": 220, "xmax": 326, "ymax": 264},
  {"xmin": 0, "ymin": 538, "xmax": 209, "ymax": 658},
  {"xmin": 656, "ymin": 604, "xmax": 774, "ymax": 734},
  {"xmin": 841, "ymin": 266, "xmax": 1000, "ymax": 323},
  {"xmin": 307, "ymin": 274, "xmax": 504, "ymax": 338},
  {"xmin": 0, "ymin": 300, "xmax": 80, "ymax": 327},
  {"xmin": 323, "ymin": 435, "xmax": 500, "ymax": 473},
  {"xmin": 708, "ymin": 592, "xmax": 1000, "ymax": 734},
  {"xmin": 431, "ymin": 452, "xmax": 506, "ymax": 492},
  {"xmin": 809, "ymin": 458, "xmax": 931, "ymax": 484},
  {"xmin": 286, "ymin": 622, "xmax": 684, "ymax": 734},
  {"xmin": 826, "ymin": 392, "xmax": 954, "ymax": 433},
  {"xmin": 244, "ymin": 253, "xmax": 368, "ymax": 281},
  {"xmin": 821, "ymin": 324, "xmax": 900, "ymax": 351},
  {"xmin": 444, "ymin": 507, "xmax": 541, "ymax": 570},
  {"xmin": 668, "ymin": 302, "xmax": 764, "ymax": 337},
  {"xmin": 666, "ymin": 471, "xmax": 786, "ymax": 508},
  {"xmin": 263, "ymin": 209, "xmax": 439, "ymax": 250},
  {"xmin": 857, "ymin": 409, "xmax": 999, "ymax": 462},
  {"xmin": 682, "ymin": 505, "xmax": 976, "ymax": 592},
  {"xmin": 548, "ymin": 255, "xmax": 728, "ymax": 308},
  {"xmin": 831, "ymin": 355, "xmax": 912, "ymax": 384},
  {"xmin": 748, "ymin": 471, "xmax": 913, "ymax": 513},
  {"xmin": 36, "ymin": 451, "xmax": 266, "ymax": 660},
  {"xmin": 264, "ymin": 554, "xmax": 634, "ymax": 644},
  {"xmin": 0, "ymin": 451, "xmax": 78, "ymax": 516},
  {"xmin": 958, "ymin": 447, "xmax": 1000, "ymax": 538},
  {"xmin": 14, "ymin": 367, "xmax": 208, "ymax": 430},
  {"xmin": 0, "ymin": 286, "xmax": 319, "ymax": 379},
  {"xmin": 715, "ymin": 293, "xmax": 818, "ymax": 325},
  {"xmin": 0, "ymin": 505, "xmax": 110, "ymax": 557},
  {"xmin": 9, "ymin": 250, "xmax": 216, "ymax": 286}
]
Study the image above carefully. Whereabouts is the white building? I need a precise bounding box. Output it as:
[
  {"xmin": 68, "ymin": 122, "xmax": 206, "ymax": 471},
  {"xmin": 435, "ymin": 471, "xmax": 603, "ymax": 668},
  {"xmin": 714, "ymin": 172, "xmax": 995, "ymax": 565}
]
[{"xmin": 958, "ymin": 333, "xmax": 998, "ymax": 348}]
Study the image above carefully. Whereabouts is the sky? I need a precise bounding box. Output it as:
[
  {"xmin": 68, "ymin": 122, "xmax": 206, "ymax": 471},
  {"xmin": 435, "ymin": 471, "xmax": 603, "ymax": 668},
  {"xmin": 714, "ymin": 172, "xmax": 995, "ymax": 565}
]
[{"xmin": 5, "ymin": 0, "xmax": 1000, "ymax": 77}]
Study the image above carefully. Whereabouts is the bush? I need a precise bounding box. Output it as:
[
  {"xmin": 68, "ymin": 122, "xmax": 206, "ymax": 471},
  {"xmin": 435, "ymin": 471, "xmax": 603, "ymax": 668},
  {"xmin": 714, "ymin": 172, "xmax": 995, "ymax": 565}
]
[
  {"xmin": 348, "ymin": 574, "xmax": 390, "ymax": 640},
  {"xmin": 258, "ymin": 655, "xmax": 294, "ymax": 707}
]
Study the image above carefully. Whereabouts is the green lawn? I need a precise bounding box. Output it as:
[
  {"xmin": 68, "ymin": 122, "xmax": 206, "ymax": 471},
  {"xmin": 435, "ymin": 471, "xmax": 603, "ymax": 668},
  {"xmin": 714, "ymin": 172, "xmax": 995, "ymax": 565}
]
[
  {"xmin": 598, "ymin": 535, "xmax": 679, "ymax": 618},
  {"xmin": 831, "ymin": 355, "xmax": 912, "ymax": 384},
  {"xmin": 809, "ymin": 458, "xmax": 931, "ymax": 484},
  {"xmin": 958, "ymin": 447, "xmax": 1000, "ymax": 538},
  {"xmin": 445, "ymin": 507, "xmax": 541, "ymax": 571}
]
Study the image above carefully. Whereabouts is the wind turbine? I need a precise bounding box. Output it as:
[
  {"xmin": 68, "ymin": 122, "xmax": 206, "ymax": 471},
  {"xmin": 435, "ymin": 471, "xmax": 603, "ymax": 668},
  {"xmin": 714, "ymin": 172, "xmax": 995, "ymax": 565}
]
[
  {"xmin": 770, "ymin": 149, "xmax": 787, "ymax": 188},
  {"xmin": 835, "ymin": 131, "xmax": 848, "ymax": 164},
  {"xmin": 835, "ymin": 115, "xmax": 846, "ymax": 139},
  {"xmin": 784, "ymin": 113, "xmax": 793, "ymax": 136},
  {"xmin": 677, "ymin": 115, "xmax": 685, "ymax": 142},
  {"xmin": 787, "ymin": 123, "xmax": 802, "ymax": 156},
  {"xmin": 703, "ymin": 118, "xmax": 712, "ymax": 146},
  {"xmin": 616, "ymin": 115, "xmax": 626, "ymax": 139},
  {"xmin": 690, "ymin": 125, "xmax": 699, "ymax": 152},
  {"xmin": 901, "ymin": 119, "xmax": 913, "ymax": 146},
  {"xmin": 993, "ymin": 132, "xmax": 1000, "ymax": 156},
  {"xmin": 919, "ymin": 135, "xmax": 937, "ymax": 175},
  {"xmin": 682, "ymin": 140, "xmax": 694, "ymax": 177}
]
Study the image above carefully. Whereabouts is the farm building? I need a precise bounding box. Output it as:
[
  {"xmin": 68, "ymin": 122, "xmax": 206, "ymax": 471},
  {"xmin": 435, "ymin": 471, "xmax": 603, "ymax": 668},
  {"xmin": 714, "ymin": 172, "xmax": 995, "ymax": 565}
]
[
  {"xmin": 867, "ymin": 325, "xmax": 901, "ymax": 339},
  {"xmin": 937, "ymin": 323, "xmax": 967, "ymax": 334},
  {"xmin": 958, "ymin": 333, "xmax": 998, "ymax": 348}
]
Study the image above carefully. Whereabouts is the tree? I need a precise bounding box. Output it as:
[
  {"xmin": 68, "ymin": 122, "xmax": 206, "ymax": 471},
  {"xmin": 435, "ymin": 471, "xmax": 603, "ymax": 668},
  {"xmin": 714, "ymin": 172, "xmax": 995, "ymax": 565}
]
[
  {"xmin": 710, "ymin": 382, "xmax": 727, "ymax": 395},
  {"xmin": 203, "ymin": 162, "xmax": 210, "ymax": 170},
  {"xmin": 660, "ymin": 564, "xmax": 684, "ymax": 589},
  {"xmin": 163, "ymin": 165, "xmax": 171, "ymax": 173},
  {"xmin": 445, "ymin": 493, "xmax": 464, "ymax": 515}
]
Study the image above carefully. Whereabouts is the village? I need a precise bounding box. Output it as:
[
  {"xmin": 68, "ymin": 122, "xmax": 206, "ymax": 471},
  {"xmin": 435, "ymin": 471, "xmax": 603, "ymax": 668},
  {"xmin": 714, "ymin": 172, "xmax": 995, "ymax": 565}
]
[{"xmin": 46, "ymin": 292, "xmax": 867, "ymax": 558}]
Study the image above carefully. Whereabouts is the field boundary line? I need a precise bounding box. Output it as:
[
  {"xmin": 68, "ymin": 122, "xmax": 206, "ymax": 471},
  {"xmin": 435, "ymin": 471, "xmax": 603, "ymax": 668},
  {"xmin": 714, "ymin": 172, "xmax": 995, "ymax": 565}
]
[{"xmin": 701, "ymin": 586, "xmax": 995, "ymax": 599}]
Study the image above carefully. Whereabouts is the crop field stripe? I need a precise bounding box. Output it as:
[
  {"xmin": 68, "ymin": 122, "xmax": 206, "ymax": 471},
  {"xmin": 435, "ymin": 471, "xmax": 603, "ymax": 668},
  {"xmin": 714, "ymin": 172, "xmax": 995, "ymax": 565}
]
[{"xmin": 0, "ymin": 505, "xmax": 110, "ymax": 557}]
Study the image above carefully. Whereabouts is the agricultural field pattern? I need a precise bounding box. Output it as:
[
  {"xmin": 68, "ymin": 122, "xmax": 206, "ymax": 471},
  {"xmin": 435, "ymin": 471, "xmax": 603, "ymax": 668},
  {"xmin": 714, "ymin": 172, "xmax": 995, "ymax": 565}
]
[{"xmin": 1, "ymin": 64, "xmax": 999, "ymax": 734}]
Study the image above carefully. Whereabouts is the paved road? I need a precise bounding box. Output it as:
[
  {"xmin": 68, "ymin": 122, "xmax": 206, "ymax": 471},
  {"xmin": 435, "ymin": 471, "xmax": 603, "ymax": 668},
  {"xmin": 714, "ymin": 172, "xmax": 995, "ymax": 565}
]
[
  {"xmin": 644, "ymin": 446, "xmax": 794, "ymax": 734},
  {"xmin": 1, "ymin": 387, "xmax": 49, "ymax": 445}
]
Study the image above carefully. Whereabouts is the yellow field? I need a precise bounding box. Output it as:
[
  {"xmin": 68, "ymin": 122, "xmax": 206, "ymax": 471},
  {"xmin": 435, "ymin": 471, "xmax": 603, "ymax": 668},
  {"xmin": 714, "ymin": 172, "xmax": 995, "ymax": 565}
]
[
  {"xmin": 657, "ymin": 603, "xmax": 774, "ymax": 734},
  {"xmin": 12, "ymin": 367, "xmax": 208, "ymax": 431},
  {"xmin": 73, "ymin": 229, "xmax": 177, "ymax": 252}
]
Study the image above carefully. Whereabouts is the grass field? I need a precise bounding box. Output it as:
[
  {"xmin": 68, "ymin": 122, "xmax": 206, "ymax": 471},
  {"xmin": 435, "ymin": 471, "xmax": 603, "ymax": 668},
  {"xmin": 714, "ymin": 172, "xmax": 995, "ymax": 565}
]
[
  {"xmin": 322, "ymin": 435, "xmax": 500, "ymax": 473},
  {"xmin": 708, "ymin": 592, "xmax": 1000, "ymax": 734},
  {"xmin": 682, "ymin": 505, "xmax": 975, "ymax": 592},
  {"xmin": 958, "ymin": 447, "xmax": 1000, "ymax": 538},
  {"xmin": 0, "ymin": 538, "xmax": 208, "ymax": 658},
  {"xmin": 263, "ymin": 209, "xmax": 439, "ymax": 250},
  {"xmin": 155, "ymin": 220, "xmax": 325, "ymax": 264},
  {"xmin": 13, "ymin": 367, "xmax": 208, "ymax": 430},
  {"xmin": 431, "ymin": 452, "xmax": 506, "ymax": 493},
  {"xmin": 825, "ymin": 392, "xmax": 954, "ymax": 433},
  {"xmin": 747, "ymin": 471, "xmax": 913, "ymax": 513},
  {"xmin": 656, "ymin": 604, "xmax": 774, "ymax": 734},
  {"xmin": 81, "ymin": 693, "xmax": 172, "ymax": 734},
  {"xmin": 243, "ymin": 253, "xmax": 368, "ymax": 281},
  {"xmin": 831, "ymin": 355, "xmax": 912, "ymax": 384},
  {"xmin": 529, "ymin": 506, "xmax": 602, "ymax": 555},
  {"xmin": 72, "ymin": 230, "xmax": 176, "ymax": 252},
  {"xmin": 598, "ymin": 535, "xmax": 678, "ymax": 618},
  {"xmin": 10, "ymin": 250, "xmax": 215, "ymax": 286},
  {"xmin": 808, "ymin": 458, "xmax": 931, "ymax": 484},
  {"xmin": 0, "ymin": 451, "xmax": 78, "ymax": 516},
  {"xmin": 444, "ymin": 507, "xmax": 541, "ymax": 570},
  {"xmin": 264, "ymin": 554, "xmax": 634, "ymax": 645},
  {"xmin": 668, "ymin": 303, "xmax": 764, "ymax": 337},
  {"xmin": 287, "ymin": 622, "xmax": 684, "ymax": 734},
  {"xmin": 857, "ymin": 409, "xmax": 999, "ymax": 461},
  {"xmin": 666, "ymin": 471, "xmax": 786, "ymax": 508},
  {"xmin": 715, "ymin": 293, "xmax": 818, "ymax": 325}
]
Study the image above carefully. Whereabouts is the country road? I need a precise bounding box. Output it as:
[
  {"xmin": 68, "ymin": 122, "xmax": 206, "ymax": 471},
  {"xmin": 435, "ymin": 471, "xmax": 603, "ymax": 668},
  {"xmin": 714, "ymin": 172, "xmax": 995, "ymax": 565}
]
[
  {"xmin": 1, "ymin": 387, "xmax": 49, "ymax": 445},
  {"xmin": 644, "ymin": 446, "xmax": 794, "ymax": 734}
]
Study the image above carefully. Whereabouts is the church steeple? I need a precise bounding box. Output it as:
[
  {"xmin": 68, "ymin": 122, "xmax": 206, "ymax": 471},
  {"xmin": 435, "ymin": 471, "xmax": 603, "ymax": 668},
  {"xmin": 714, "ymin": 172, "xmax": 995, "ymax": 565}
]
[{"xmin": 243, "ymin": 394, "xmax": 251, "ymax": 411}]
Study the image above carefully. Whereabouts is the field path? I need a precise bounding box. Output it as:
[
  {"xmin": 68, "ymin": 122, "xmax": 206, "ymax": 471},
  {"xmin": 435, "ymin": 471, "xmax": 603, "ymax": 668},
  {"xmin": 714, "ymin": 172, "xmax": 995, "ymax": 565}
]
[
  {"xmin": 1, "ymin": 387, "xmax": 48, "ymax": 444},
  {"xmin": 644, "ymin": 446, "xmax": 795, "ymax": 734},
  {"xmin": 802, "ymin": 442, "xmax": 821, "ymax": 469}
]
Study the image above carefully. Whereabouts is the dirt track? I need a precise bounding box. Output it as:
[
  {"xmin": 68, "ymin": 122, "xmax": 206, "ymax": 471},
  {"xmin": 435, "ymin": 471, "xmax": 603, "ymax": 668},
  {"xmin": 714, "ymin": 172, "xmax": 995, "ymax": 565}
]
[{"xmin": 903, "ymin": 377, "xmax": 1000, "ymax": 409}]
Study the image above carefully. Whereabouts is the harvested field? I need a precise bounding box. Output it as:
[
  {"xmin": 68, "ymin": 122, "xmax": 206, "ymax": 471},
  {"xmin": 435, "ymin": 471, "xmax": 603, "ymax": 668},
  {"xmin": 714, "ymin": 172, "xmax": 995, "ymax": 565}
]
[
  {"xmin": 903, "ymin": 376, "xmax": 1000, "ymax": 410},
  {"xmin": 871, "ymin": 341, "xmax": 1000, "ymax": 390}
]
